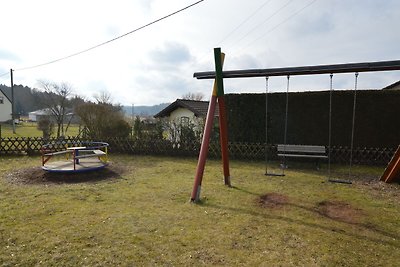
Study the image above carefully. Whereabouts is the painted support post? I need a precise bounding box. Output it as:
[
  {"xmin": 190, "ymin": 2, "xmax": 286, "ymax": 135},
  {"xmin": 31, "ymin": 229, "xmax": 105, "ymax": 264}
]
[
  {"xmin": 214, "ymin": 48, "xmax": 231, "ymax": 186},
  {"xmin": 190, "ymin": 95, "xmax": 217, "ymax": 202},
  {"xmin": 218, "ymin": 97, "xmax": 231, "ymax": 186},
  {"xmin": 191, "ymin": 48, "xmax": 228, "ymax": 202}
]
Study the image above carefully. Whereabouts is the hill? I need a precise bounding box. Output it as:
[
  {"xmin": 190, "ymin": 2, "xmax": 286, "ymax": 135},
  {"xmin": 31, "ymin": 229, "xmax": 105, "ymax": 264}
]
[
  {"xmin": 122, "ymin": 103, "xmax": 169, "ymax": 117},
  {"xmin": 0, "ymin": 84, "xmax": 43, "ymax": 115}
]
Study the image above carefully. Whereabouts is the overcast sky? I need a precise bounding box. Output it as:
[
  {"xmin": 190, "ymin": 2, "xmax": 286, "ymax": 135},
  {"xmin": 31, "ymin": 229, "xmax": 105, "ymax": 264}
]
[{"xmin": 0, "ymin": 0, "xmax": 399, "ymax": 105}]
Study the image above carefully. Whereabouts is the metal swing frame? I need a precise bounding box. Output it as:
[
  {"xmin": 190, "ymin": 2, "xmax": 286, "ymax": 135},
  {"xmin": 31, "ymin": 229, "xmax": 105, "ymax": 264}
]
[{"xmin": 193, "ymin": 56, "xmax": 400, "ymax": 192}]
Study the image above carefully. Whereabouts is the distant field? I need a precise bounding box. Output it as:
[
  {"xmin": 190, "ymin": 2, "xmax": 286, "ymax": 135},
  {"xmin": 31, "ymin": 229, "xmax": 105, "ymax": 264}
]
[
  {"xmin": 0, "ymin": 122, "xmax": 80, "ymax": 138},
  {"xmin": 0, "ymin": 155, "xmax": 399, "ymax": 266}
]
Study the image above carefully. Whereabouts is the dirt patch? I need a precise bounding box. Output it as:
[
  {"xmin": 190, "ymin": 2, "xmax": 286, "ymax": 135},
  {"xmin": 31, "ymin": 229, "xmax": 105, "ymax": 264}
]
[
  {"xmin": 316, "ymin": 200, "xmax": 363, "ymax": 224},
  {"xmin": 327, "ymin": 171, "xmax": 400, "ymax": 202},
  {"xmin": 5, "ymin": 162, "xmax": 127, "ymax": 185},
  {"xmin": 354, "ymin": 180, "xmax": 400, "ymax": 202},
  {"xmin": 258, "ymin": 193, "xmax": 289, "ymax": 209}
]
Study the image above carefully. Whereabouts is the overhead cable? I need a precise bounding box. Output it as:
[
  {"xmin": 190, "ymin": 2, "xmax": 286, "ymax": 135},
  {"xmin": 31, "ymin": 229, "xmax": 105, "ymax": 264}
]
[
  {"xmin": 15, "ymin": 0, "xmax": 205, "ymax": 72},
  {"xmin": 0, "ymin": 71, "xmax": 9, "ymax": 78},
  {"xmin": 237, "ymin": 0, "xmax": 318, "ymax": 53},
  {"xmin": 216, "ymin": 0, "xmax": 274, "ymax": 46}
]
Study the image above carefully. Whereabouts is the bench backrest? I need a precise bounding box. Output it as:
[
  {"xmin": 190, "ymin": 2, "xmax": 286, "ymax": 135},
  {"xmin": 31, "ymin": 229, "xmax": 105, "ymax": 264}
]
[{"xmin": 277, "ymin": 144, "xmax": 326, "ymax": 154}]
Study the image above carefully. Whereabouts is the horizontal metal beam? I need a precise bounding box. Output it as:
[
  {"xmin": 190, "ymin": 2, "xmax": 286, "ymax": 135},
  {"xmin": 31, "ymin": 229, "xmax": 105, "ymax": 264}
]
[{"xmin": 194, "ymin": 60, "xmax": 400, "ymax": 79}]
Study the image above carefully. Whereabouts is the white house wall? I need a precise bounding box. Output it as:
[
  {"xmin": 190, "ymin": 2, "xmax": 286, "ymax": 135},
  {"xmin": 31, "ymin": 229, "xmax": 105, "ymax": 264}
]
[
  {"xmin": 169, "ymin": 107, "xmax": 195, "ymax": 122},
  {"xmin": 0, "ymin": 91, "xmax": 12, "ymax": 122},
  {"xmin": 28, "ymin": 113, "xmax": 37, "ymax": 121}
]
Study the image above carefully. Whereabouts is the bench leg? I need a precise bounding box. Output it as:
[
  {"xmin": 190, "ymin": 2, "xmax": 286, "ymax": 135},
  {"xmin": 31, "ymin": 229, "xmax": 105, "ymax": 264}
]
[
  {"xmin": 280, "ymin": 158, "xmax": 288, "ymax": 169},
  {"xmin": 316, "ymin": 159, "xmax": 320, "ymax": 170}
]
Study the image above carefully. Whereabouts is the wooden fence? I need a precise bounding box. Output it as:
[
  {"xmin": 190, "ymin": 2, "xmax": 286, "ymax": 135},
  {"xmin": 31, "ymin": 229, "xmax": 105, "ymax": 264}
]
[{"xmin": 0, "ymin": 136, "xmax": 396, "ymax": 165}]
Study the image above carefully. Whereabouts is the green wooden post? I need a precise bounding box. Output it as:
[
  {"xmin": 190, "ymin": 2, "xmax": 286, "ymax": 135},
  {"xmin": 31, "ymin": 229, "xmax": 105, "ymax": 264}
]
[{"xmin": 213, "ymin": 48, "xmax": 225, "ymax": 96}]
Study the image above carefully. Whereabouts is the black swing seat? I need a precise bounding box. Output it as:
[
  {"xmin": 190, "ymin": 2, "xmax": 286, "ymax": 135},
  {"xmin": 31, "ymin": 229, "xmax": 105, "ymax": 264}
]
[{"xmin": 277, "ymin": 144, "xmax": 328, "ymax": 168}]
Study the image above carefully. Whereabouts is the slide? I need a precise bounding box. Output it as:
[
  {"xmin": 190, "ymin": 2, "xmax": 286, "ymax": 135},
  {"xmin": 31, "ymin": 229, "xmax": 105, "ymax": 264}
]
[{"xmin": 380, "ymin": 145, "xmax": 400, "ymax": 183}]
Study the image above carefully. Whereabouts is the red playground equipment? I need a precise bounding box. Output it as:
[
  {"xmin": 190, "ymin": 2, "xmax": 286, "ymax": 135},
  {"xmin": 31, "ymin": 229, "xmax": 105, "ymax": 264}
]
[{"xmin": 380, "ymin": 145, "xmax": 400, "ymax": 183}]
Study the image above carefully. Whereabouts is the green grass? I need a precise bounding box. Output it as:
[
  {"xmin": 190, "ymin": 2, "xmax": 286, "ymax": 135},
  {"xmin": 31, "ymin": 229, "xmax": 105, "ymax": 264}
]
[
  {"xmin": 0, "ymin": 155, "xmax": 399, "ymax": 266},
  {"xmin": 0, "ymin": 122, "xmax": 80, "ymax": 138}
]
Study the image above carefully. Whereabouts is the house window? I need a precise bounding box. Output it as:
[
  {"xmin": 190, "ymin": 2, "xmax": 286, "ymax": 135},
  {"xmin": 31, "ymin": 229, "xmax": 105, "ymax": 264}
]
[
  {"xmin": 0, "ymin": 96, "xmax": 3, "ymax": 104},
  {"xmin": 181, "ymin": 116, "xmax": 189, "ymax": 127}
]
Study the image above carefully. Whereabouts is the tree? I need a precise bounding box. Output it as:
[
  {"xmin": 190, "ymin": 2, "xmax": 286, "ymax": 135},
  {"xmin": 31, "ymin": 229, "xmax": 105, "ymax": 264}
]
[
  {"xmin": 133, "ymin": 116, "xmax": 143, "ymax": 139},
  {"xmin": 38, "ymin": 80, "xmax": 73, "ymax": 138},
  {"xmin": 37, "ymin": 117, "xmax": 54, "ymax": 140},
  {"xmin": 75, "ymin": 102, "xmax": 131, "ymax": 139},
  {"xmin": 93, "ymin": 90, "xmax": 113, "ymax": 105},
  {"xmin": 181, "ymin": 92, "xmax": 204, "ymax": 101}
]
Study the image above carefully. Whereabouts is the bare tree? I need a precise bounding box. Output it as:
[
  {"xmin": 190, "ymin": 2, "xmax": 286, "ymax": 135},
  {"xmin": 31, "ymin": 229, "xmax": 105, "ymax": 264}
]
[
  {"xmin": 38, "ymin": 80, "xmax": 73, "ymax": 138},
  {"xmin": 93, "ymin": 90, "xmax": 113, "ymax": 105},
  {"xmin": 181, "ymin": 92, "xmax": 204, "ymax": 101}
]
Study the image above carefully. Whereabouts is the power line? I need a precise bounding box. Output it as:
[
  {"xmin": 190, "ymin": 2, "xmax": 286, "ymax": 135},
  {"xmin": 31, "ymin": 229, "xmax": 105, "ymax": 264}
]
[
  {"xmin": 0, "ymin": 71, "xmax": 9, "ymax": 78},
  {"xmin": 227, "ymin": 0, "xmax": 294, "ymax": 51},
  {"xmin": 193, "ymin": 0, "xmax": 290, "ymax": 67},
  {"xmin": 236, "ymin": 0, "xmax": 318, "ymax": 54},
  {"xmin": 15, "ymin": 0, "xmax": 205, "ymax": 72},
  {"xmin": 216, "ymin": 0, "xmax": 274, "ymax": 46}
]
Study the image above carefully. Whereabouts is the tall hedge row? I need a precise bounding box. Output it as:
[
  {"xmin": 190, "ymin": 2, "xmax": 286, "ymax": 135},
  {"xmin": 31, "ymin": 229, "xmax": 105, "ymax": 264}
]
[{"xmin": 225, "ymin": 90, "xmax": 400, "ymax": 148}]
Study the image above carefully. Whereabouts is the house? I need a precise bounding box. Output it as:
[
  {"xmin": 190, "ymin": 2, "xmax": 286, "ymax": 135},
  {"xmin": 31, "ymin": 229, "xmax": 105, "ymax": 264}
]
[
  {"xmin": 28, "ymin": 108, "xmax": 76, "ymax": 123},
  {"xmin": 154, "ymin": 99, "xmax": 219, "ymax": 141},
  {"xmin": 0, "ymin": 88, "xmax": 12, "ymax": 122},
  {"xmin": 382, "ymin": 80, "xmax": 400, "ymax": 90},
  {"xmin": 154, "ymin": 99, "xmax": 219, "ymax": 124},
  {"xmin": 28, "ymin": 108, "xmax": 52, "ymax": 122}
]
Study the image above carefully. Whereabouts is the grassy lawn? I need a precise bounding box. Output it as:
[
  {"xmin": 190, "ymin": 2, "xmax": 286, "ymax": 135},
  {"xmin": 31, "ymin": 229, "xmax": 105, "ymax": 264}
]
[
  {"xmin": 0, "ymin": 122, "xmax": 80, "ymax": 138},
  {"xmin": 0, "ymin": 155, "xmax": 399, "ymax": 266}
]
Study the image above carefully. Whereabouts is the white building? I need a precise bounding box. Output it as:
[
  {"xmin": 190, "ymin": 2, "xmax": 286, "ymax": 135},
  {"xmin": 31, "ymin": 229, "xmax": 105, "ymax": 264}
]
[
  {"xmin": 154, "ymin": 99, "xmax": 219, "ymax": 141},
  {"xmin": 154, "ymin": 99, "xmax": 219, "ymax": 125},
  {"xmin": 0, "ymin": 88, "xmax": 12, "ymax": 122},
  {"xmin": 28, "ymin": 108, "xmax": 52, "ymax": 122}
]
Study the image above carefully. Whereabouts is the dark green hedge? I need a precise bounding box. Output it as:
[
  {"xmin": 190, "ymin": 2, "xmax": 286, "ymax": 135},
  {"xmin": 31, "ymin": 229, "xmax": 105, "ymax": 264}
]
[{"xmin": 225, "ymin": 90, "xmax": 400, "ymax": 148}]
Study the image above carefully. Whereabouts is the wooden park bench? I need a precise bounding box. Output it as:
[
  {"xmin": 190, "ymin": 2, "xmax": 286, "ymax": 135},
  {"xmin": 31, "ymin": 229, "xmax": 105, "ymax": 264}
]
[{"xmin": 277, "ymin": 144, "xmax": 328, "ymax": 169}]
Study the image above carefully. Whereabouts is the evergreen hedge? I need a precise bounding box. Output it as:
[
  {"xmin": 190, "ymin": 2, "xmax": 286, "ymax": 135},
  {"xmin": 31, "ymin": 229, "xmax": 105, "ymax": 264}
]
[{"xmin": 225, "ymin": 90, "xmax": 400, "ymax": 148}]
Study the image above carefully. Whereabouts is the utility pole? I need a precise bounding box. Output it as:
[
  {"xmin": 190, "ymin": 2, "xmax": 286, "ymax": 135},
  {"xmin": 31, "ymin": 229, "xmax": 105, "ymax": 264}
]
[
  {"xmin": 10, "ymin": 69, "xmax": 15, "ymax": 134},
  {"xmin": 131, "ymin": 103, "xmax": 135, "ymax": 138},
  {"xmin": 131, "ymin": 103, "xmax": 134, "ymax": 122}
]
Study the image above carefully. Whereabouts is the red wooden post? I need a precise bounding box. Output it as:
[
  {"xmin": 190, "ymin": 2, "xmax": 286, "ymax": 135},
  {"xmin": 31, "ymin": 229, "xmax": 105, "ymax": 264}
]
[
  {"xmin": 191, "ymin": 48, "xmax": 230, "ymax": 202},
  {"xmin": 190, "ymin": 95, "xmax": 218, "ymax": 201},
  {"xmin": 218, "ymin": 97, "xmax": 231, "ymax": 186}
]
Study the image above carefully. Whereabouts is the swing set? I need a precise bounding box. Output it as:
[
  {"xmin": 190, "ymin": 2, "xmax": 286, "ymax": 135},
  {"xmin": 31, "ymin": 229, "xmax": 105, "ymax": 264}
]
[{"xmin": 190, "ymin": 47, "xmax": 400, "ymax": 202}]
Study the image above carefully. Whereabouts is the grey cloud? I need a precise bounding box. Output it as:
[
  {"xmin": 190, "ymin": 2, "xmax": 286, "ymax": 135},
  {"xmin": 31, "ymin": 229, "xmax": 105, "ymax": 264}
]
[
  {"xmin": 134, "ymin": 72, "xmax": 192, "ymax": 102},
  {"xmin": 149, "ymin": 42, "xmax": 192, "ymax": 67}
]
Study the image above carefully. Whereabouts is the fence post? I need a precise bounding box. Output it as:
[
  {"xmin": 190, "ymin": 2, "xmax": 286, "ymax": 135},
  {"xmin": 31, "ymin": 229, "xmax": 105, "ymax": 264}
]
[{"xmin": 27, "ymin": 137, "xmax": 31, "ymax": 155}]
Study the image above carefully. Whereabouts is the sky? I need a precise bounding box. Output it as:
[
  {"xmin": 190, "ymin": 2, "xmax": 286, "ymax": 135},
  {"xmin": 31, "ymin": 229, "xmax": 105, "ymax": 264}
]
[{"xmin": 0, "ymin": 0, "xmax": 399, "ymax": 106}]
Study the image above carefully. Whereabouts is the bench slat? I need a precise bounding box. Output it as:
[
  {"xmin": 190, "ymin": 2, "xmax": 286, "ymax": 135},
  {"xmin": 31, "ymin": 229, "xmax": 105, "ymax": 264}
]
[
  {"xmin": 74, "ymin": 150, "xmax": 106, "ymax": 159},
  {"xmin": 277, "ymin": 145, "xmax": 326, "ymax": 154},
  {"xmin": 278, "ymin": 154, "xmax": 328, "ymax": 159},
  {"xmin": 44, "ymin": 150, "xmax": 72, "ymax": 156},
  {"xmin": 93, "ymin": 150, "xmax": 106, "ymax": 155},
  {"xmin": 277, "ymin": 144, "xmax": 327, "ymax": 161}
]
